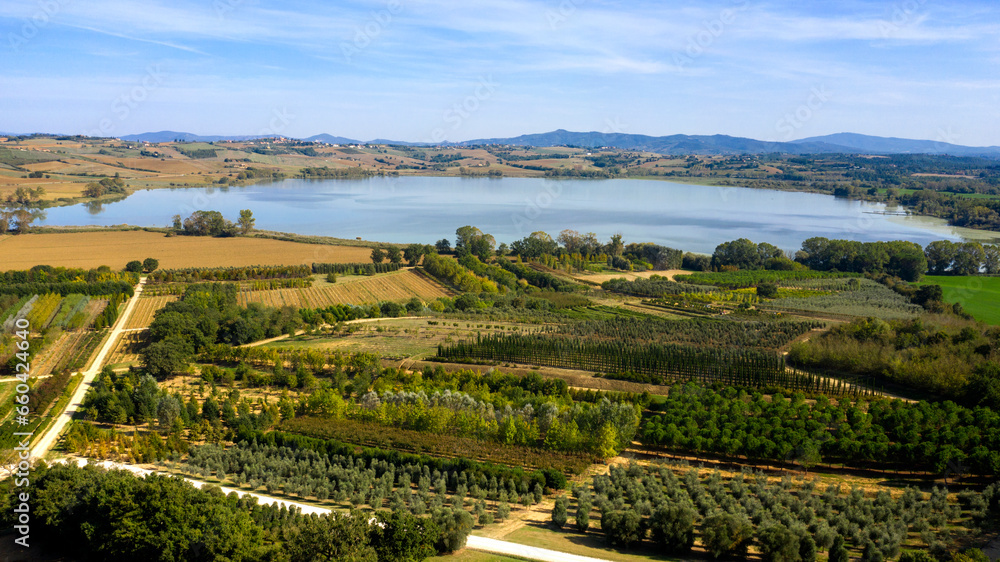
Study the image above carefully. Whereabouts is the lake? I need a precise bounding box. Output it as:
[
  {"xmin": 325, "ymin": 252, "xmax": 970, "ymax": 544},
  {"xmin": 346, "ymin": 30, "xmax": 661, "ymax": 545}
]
[{"xmin": 35, "ymin": 177, "xmax": 999, "ymax": 254}]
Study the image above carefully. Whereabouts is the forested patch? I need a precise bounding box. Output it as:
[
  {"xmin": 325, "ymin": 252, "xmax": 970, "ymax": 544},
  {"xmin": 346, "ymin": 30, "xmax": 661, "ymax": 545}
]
[
  {"xmin": 788, "ymin": 316, "xmax": 999, "ymax": 398},
  {"xmin": 0, "ymin": 462, "xmax": 458, "ymax": 561}
]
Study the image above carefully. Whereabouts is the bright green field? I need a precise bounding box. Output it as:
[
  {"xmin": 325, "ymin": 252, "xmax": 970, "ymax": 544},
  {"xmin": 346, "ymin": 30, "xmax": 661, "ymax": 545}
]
[{"xmin": 917, "ymin": 275, "xmax": 1000, "ymax": 324}]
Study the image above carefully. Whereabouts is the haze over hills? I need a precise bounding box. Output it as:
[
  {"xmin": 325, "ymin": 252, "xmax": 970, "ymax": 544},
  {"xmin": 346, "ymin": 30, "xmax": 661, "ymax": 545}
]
[
  {"xmin": 790, "ymin": 133, "xmax": 1000, "ymax": 157},
  {"xmin": 77, "ymin": 130, "xmax": 1000, "ymax": 157},
  {"xmin": 119, "ymin": 131, "xmax": 271, "ymax": 143}
]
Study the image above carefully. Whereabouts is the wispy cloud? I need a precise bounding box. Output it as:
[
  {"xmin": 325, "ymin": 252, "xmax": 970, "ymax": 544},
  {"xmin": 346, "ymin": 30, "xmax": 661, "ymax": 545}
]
[{"xmin": 2, "ymin": 0, "xmax": 999, "ymax": 144}]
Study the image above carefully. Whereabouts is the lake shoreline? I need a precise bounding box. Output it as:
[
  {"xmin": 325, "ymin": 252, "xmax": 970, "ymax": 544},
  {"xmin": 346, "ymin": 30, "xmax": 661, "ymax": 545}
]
[{"xmin": 21, "ymin": 176, "xmax": 1000, "ymax": 253}]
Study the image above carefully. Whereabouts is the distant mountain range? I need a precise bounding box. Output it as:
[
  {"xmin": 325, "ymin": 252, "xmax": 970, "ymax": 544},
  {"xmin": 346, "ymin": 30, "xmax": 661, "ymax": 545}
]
[
  {"xmin": 95, "ymin": 129, "xmax": 1000, "ymax": 157},
  {"xmin": 453, "ymin": 130, "xmax": 1000, "ymax": 157},
  {"xmin": 119, "ymin": 131, "xmax": 269, "ymax": 143}
]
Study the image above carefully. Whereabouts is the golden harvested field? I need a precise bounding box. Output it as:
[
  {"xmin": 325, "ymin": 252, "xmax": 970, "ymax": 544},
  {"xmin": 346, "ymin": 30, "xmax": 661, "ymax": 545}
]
[
  {"xmin": 0, "ymin": 230, "xmax": 373, "ymax": 270},
  {"xmin": 239, "ymin": 269, "xmax": 454, "ymax": 307},
  {"xmin": 125, "ymin": 296, "xmax": 178, "ymax": 330}
]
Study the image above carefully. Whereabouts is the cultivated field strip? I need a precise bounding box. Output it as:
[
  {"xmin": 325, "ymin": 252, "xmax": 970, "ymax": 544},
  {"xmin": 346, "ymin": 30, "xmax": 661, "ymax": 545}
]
[
  {"xmin": 238, "ymin": 270, "xmax": 454, "ymax": 308},
  {"xmin": 107, "ymin": 332, "xmax": 147, "ymax": 366},
  {"xmin": 125, "ymin": 296, "xmax": 179, "ymax": 330}
]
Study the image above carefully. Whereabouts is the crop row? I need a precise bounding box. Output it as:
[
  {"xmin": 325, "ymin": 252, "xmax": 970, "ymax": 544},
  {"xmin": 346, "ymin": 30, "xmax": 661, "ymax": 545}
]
[
  {"xmin": 280, "ymin": 417, "xmax": 595, "ymax": 475},
  {"xmin": 673, "ymin": 269, "xmax": 859, "ymax": 289},
  {"xmin": 238, "ymin": 270, "xmax": 452, "ymax": 308},
  {"xmin": 148, "ymin": 264, "xmax": 312, "ymax": 283},
  {"xmin": 550, "ymin": 317, "xmax": 822, "ymax": 350}
]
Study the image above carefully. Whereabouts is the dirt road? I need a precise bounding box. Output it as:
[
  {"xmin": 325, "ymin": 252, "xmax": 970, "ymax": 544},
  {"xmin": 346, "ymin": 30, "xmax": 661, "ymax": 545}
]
[{"xmin": 32, "ymin": 277, "xmax": 147, "ymax": 459}]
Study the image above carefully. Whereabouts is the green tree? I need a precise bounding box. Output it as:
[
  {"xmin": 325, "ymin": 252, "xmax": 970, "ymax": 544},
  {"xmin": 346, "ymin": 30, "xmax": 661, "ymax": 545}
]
[
  {"xmin": 576, "ymin": 498, "xmax": 591, "ymax": 532},
  {"xmin": 606, "ymin": 233, "xmax": 625, "ymax": 257},
  {"xmin": 649, "ymin": 502, "xmax": 695, "ymax": 553},
  {"xmin": 403, "ymin": 243, "xmax": 424, "ymax": 266},
  {"xmin": 182, "ymin": 210, "xmax": 235, "ymax": 237},
  {"xmin": 649, "ymin": 503, "xmax": 697, "ymax": 554},
  {"xmin": 595, "ymin": 423, "xmax": 619, "ymax": 458},
  {"xmin": 83, "ymin": 182, "xmax": 105, "ymax": 198},
  {"xmin": 552, "ymin": 496, "xmax": 568, "ymax": 528},
  {"xmin": 371, "ymin": 510, "xmax": 439, "ymax": 562},
  {"xmin": 433, "ymin": 508, "xmax": 474, "ymax": 553},
  {"xmin": 371, "ymin": 247, "xmax": 386, "ymax": 264},
  {"xmin": 953, "ymin": 242, "xmax": 986, "ymax": 275},
  {"xmin": 285, "ymin": 510, "xmax": 377, "ymax": 561},
  {"xmin": 386, "ymin": 246, "xmax": 402, "ymax": 264},
  {"xmin": 712, "ymin": 238, "xmax": 762, "ymax": 270},
  {"xmin": 125, "ymin": 260, "xmax": 143, "ymax": 273},
  {"xmin": 828, "ymin": 535, "xmax": 849, "ymax": 562},
  {"xmin": 140, "ymin": 336, "xmax": 192, "ymax": 379},
  {"xmin": 925, "ymin": 240, "xmax": 958, "ymax": 275},
  {"xmin": 600, "ymin": 509, "xmax": 644, "ymax": 548},
  {"xmin": 142, "ymin": 257, "xmax": 159, "ymax": 272},
  {"xmin": 156, "ymin": 395, "xmax": 181, "ymax": 431},
  {"xmin": 455, "ymin": 226, "xmax": 483, "ymax": 253},
  {"xmin": 757, "ymin": 282, "xmax": 778, "ymax": 299},
  {"xmin": 758, "ymin": 523, "xmax": 801, "ymax": 562},
  {"xmin": 237, "ymin": 209, "xmax": 255, "ymax": 235},
  {"xmin": 702, "ymin": 512, "xmax": 753, "ymax": 559}
]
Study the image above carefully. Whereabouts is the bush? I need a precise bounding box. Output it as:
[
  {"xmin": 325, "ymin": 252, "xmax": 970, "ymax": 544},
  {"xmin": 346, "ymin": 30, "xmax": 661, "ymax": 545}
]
[{"xmin": 125, "ymin": 260, "xmax": 143, "ymax": 273}]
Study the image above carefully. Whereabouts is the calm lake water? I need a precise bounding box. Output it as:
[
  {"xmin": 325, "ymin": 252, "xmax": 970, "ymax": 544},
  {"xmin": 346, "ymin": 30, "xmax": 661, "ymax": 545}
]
[{"xmin": 36, "ymin": 177, "xmax": 997, "ymax": 254}]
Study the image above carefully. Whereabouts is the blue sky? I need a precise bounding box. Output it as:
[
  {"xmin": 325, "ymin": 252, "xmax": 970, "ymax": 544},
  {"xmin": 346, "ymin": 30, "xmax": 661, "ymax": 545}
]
[{"xmin": 2, "ymin": 0, "xmax": 999, "ymax": 145}]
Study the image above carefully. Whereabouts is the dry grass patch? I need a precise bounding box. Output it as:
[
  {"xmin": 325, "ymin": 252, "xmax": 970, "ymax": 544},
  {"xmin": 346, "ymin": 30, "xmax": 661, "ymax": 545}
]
[
  {"xmin": 572, "ymin": 269, "xmax": 688, "ymax": 284},
  {"xmin": 0, "ymin": 230, "xmax": 373, "ymax": 269}
]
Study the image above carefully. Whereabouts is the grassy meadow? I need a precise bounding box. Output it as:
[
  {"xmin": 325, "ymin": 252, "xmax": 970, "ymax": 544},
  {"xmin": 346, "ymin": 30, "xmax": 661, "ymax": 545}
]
[{"xmin": 918, "ymin": 275, "xmax": 1000, "ymax": 324}]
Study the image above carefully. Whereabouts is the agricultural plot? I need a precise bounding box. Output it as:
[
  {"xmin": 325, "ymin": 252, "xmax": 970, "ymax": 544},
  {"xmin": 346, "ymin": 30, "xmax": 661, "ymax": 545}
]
[
  {"xmin": 436, "ymin": 318, "xmax": 850, "ymax": 394},
  {"xmin": 762, "ymin": 278, "xmax": 922, "ymax": 320},
  {"xmin": 0, "ymin": 230, "xmax": 374, "ymax": 269},
  {"xmin": 674, "ymin": 269, "xmax": 858, "ymax": 288},
  {"xmin": 29, "ymin": 332, "xmax": 81, "ymax": 377},
  {"xmin": 560, "ymin": 460, "xmax": 984, "ymax": 560},
  {"xmin": 2, "ymin": 293, "xmax": 94, "ymax": 332},
  {"xmin": 239, "ymin": 270, "xmax": 454, "ymax": 308},
  {"xmin": 263, "ymin": 317, "xmax": 541, "ymax": 360},
  {"xmin": 916, "ymin": 275, "xmax": 1000, "ymax": 325},
  {"xmin": 107, "ymin": 332, "xmax": 148, "ymax": 366},
  {"xmin": 125, "ymin": 296, "xmax": 178, "ymax": 330}
]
